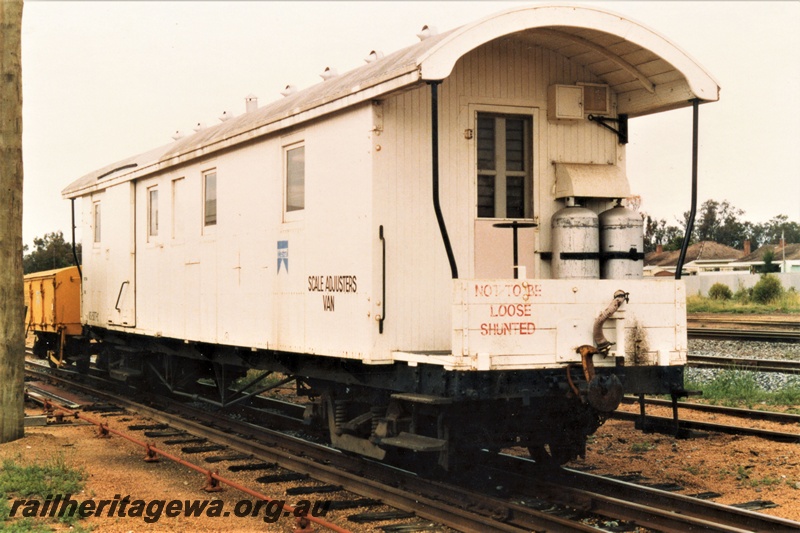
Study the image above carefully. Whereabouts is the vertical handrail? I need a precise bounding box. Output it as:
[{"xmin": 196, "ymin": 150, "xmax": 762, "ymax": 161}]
[
  {"xmin": 379, "ymin": 225, "xmax": 386, "ymax": 334},
  {"xmin": 428, "ymin": 81, "xmax": 458, "ymax": 279},
  {"xmin": 115, "ymin": 280, "xmax": 130, "ymax": 311},
  {"xmin": 70, "ymin": 198, "xmax": 82, "ymax": 280},
  {"xmin": 675, "ymin": 99, "xmax": 700, "ymax": 280}
]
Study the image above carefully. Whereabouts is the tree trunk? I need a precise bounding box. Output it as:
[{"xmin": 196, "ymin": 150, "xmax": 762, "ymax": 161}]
[{"xmin": 0, "ymin": 0, "xmax": 25, "ymax": 443}]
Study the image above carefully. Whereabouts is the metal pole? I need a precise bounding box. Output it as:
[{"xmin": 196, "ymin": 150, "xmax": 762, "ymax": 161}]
[
  {"xmin": 493, "ymin": 221, "xmax": 536, "ymax": 279},
  {"xmin": 675, "ymin": 99, "xmax": 700, "ymax": 280},
  {"xmin": 71, "ymin": 198, "xmax": 83, "ymax": 280},
  {"xmin": 429, "ymin": 81, "xmax": 458, "ymax": 279},
  {"xmin": 512, "ymin": 222, "xmax": 519, "ymax": 279},
  {"xmin": 782, "ymin": 229, "xmax": 786, "ymax": 273}
]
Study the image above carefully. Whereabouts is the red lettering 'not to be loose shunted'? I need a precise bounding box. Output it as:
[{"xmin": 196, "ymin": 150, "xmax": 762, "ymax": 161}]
[{"xmin": 480, "ymin": 322, "xmax": 536, "ymax": 336}]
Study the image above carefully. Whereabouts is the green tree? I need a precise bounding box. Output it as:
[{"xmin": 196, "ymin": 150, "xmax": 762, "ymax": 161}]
[
  {"xmin": 759, "ymin": 250, "xmax": 781, "ymax": 274},
  {"xmin": 715, "ymin": 200, "xmax": 746, "ymax": 248},
  {"xmin": 754, "ymin": 215, "xmax": 800, "ymax": 248},
  {"xmin": 752, "ymin": 274, "xmax": 783, "ymax": 303},
  {"xmin": 23, "ymin": 231, "xmax": 81, "ymax": 274},
  {"xmin": 694, "ymin": 199, "xmax": 747, "ymax": 248},
  {"xmin": 643, "ymin": 215, "xmax": 685, "ymax": 252},
  {"xmin": 695, "ymin": 199, "xmax": 720, "ymax": 242},
  {"xmin": 643, "ymin": 215, "xmax": 663, "ymax": 253},
  {"xmin": 645, "ymin": 198, "xmax": 798, "ymax": 252},
  {"xmin": 708, "ymin": 282, "xmax": 733, "ymax": 300}
]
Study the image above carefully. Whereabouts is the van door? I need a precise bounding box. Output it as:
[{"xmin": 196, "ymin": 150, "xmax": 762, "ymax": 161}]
[
  {"xmin": 472, "ymin": 109, "xmax": 537, "ymax": 279},
  {"xmin": 104, "ymin": 182, "xmax": 136, "ymax": 326}
]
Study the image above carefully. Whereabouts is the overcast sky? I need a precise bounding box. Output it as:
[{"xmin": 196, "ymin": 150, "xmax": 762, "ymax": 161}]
[{"xmin": 21, "ymin": 1, "xmax": 800, "ymax": 248}]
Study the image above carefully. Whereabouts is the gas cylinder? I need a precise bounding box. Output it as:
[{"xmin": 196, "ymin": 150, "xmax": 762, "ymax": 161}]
[
  {"xmin": 551, "ymin": 206, "xmax": 600, "ymax": 279},
  {"xmin": 599, "ymin": 205, "xmax": 643, "ymax": 279}
]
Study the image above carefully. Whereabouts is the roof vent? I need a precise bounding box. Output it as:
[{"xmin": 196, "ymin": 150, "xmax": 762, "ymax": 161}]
[
  {"xmin": 280, "ymin": 84, "xmax": 297, "ymax": 97},
  {"xmin": 171, "ymin": 130, "xmax": 185, "ymax": 141},
  {"xmin": 417, "ymin": 25, "xmax": 438, "ymax": 40},
  {"xmin": 193, "ymin": 122, "xmax": 206, "ymax": 132},
  {"xmin": 218, "ymin": 110, "xmax": 233, "ymax": 122},
  {"xmin": 320, "ymin": 66, "xmax": 338, "ymax": 80},
  {"xmin": 364, "ymin": 50, "xmax": 384, "ymax": 63},
  {"xmin": 245, "ymin": 93, "xmax": 258, "ymax": 113}
]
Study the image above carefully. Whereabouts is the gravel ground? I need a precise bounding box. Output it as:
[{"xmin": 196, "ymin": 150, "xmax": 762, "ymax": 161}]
[
  {"xmin": 3, "ymin": 410, "xmax": 427, "ymax": 533},
  {"xmin": 568, "ymin": 340, "xmax": 800, "ymax": 525},
  {"xmin": 687, "ymin": 339, "xmax": 800, "ymax": 391}
]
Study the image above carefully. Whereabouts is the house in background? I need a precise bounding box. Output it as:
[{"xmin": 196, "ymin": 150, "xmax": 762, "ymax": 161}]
[
  {"xmin": 646, "ymin": 240, "xmax": 800, "ymax": 296},
  {"xmin": 644, "ymin": 241, "xmax": 744, "ymax": 277},
  {"xmin": 729, "ymin": 241, "xmax": 800, "ymax": 273}
]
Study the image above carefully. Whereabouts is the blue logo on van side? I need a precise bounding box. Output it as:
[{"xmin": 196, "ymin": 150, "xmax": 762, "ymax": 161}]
[{"xmin": 277, "ymin": 240, "xmax": 289, "ymax": 273}]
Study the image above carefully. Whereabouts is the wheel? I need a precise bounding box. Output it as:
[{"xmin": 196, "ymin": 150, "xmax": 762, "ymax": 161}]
[
  {"xmin": 74, "ymin": 357, "xmax": 90, "ymax": 374},
  {"xmin": 528, "ymin": 439, "xmax": 581, "ymax": 467},
  {"xmin": 527, "ymin": 444, "xmax": 552, "ymax": 465}
]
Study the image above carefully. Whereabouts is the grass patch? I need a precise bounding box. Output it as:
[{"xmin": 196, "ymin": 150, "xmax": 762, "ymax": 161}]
[
  {"xmin": 0, "ymin": 455, "xmax": 86, "ymax": 498},
  {"xmin": 683, "ymin": 465, "xmax": 701, "ymax": 475},
  {"xmin": 630, "ymin": 441, "xmax": 656, "ymax": 453},
  {"xmin": 687, "ymin": 282, "xmax": 800, "ymax": 314},
  {"xmin": 0, "ymin": 454, "xmax": 88, "ymax": 531},
  {"xmin": 231, "ymin": 369, "xmax": 286, "ymax": 393},
  {"xmin": 684, "ymin": 369, "xmax": 800, "ymax": 408},
  {"xmin": 736, "ymin": 465, "xmax": 753, "ymax": 480},
  {"xmin": 749, "ymin": 475, "xmax": 783, "ymax": 488},
  {"xmin": 686, "ymin": 292, "xmax": 800, "ymax": 314},
  {"xmin": 0, "ymin": 515, "xmax": 53, "ymax": 533}
]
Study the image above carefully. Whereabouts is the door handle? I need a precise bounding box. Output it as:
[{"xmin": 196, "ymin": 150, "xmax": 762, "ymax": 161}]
[{"xmin": 115, "ymin": 280, "xmax": 130, "ymax": 311}]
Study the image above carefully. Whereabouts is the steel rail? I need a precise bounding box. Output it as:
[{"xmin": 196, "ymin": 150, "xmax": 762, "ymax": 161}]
[
  {"xmin": 688, "ymin": 354, "xmax": 800, "ymax": 373},
  {"xmin": 23, "ymin": 364, "xmax": 604, "ymax": 532},
  {"xmin": 144, "ymin": 404, "xmax": 598, "ymax": 533},
  {"xmin": 555, "ymin": 467, "xmax": 800, "ymax": 533},
  {"xmin": 688, "ymin": 328, "xmax": 800, "ymax": 342},
  {"xmin": 537, "ymin": 485, "xmax": 752, "ymax": 533},
  {"xmin": 687, "ymin": 314, "xmax": 800, "ymax": 343},
  {"xmin": 27, "ymin": 362, "xmax": 800, "ymax": 532},
  {"xmin": 620, "ymin": 395, "xmax": 800, "ymax": 425},
  {"xmin": 688, "ymin": 314, "xmax": 800, "ymax": 326},
  {"xmin": 612, "ymin": 410, "xmax": 800, "ymax": 442},
  {"xmin": 492, "ymin": 454, "xmax": 800, "ymax": 533},
  {"xmin": 35, "ymin": 398, "xmax": 352, "ymax": 533},
  {"xmin": 24, "ymin": 385, "xmax": 82, "ymax": 410}
]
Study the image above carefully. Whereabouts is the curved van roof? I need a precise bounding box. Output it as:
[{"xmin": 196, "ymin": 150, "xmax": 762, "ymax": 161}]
[{"xmin": 63, "ymin": 3, "xmax": 719, "ymax": 199}]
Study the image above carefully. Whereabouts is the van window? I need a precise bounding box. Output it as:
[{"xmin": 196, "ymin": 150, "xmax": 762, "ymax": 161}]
[
  {"xmin": 148, "ymin": 187, "xmax": 159, "ymax": 238},
  {"xmin": 285, "ymin": 144, "xmax": 305, "ymax": 213},
  {"xmin": 477, "ymin": 113, "xmax": 532, "ymax": 219},
  {"xmin": 204, "ymin": 170, "xmax": 217, "ymax": 226}
]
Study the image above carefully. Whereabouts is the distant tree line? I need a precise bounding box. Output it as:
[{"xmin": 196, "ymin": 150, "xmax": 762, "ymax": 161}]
[
  {"xmin": 643, "ymin": 199, "xmax": 800, "ymax": 253},
  {"xmin": 23, "ymin": 231, "xmax": 81, "ymax": 274}
]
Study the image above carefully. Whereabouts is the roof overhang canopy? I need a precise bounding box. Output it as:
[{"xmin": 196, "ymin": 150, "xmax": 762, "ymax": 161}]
[
  {"xmin": 417, "ymin": 4, "xmax": 719, "ymax": 116},
  {"xmin": 63, "ymin": 3, "xmax": 719, "ymax": 199}
]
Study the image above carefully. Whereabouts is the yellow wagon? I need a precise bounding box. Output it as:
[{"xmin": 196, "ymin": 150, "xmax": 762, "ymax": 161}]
[{"xmin": 24, "ymin": 265, "xmax": 87, "ymax": 369}]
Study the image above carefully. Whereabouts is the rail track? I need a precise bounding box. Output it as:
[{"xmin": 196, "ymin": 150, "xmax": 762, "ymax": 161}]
[
  {"xmin": 613, "ymin": 409, "xmax": 800, "ymax": 443},
  {"xmin": 23, "ymin": 359, "xmax": 800, "ymax": 532},
  {"xmin": 622, "ymin": 395, "xmax": 800, "ymax": 426},
  {"xmin": 494, "ymin": 455, "xmax": 800, "ymax": 533},
  {"xmin": 24, "ymin": 363, "xmax": 621, "ymax": 532},
  {"xmin": 688, "ymin": 353, "xmax": 800, "ymax": 373},
  {"xmin": 615, "ymin": 394, "xmax": 800, "ymax": 443},
  {"xmin": 688, "ymin": 313, "xmax": 800, "ymax": 342}
]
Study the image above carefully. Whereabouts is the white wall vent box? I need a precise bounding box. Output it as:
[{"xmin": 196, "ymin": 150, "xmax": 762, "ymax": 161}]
[
  {"xmin": 579, "ymin": 83, "xmax": 611, "ymax": 115},
  {"xmin": 547, "ymin": 84, "xmax": 583, "ymax": 121}
]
